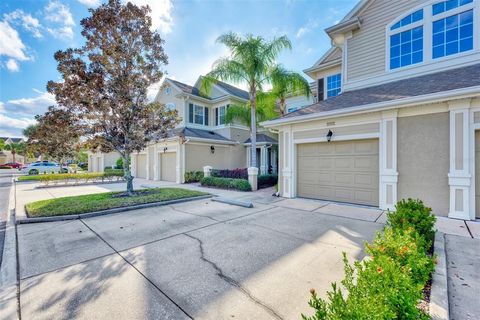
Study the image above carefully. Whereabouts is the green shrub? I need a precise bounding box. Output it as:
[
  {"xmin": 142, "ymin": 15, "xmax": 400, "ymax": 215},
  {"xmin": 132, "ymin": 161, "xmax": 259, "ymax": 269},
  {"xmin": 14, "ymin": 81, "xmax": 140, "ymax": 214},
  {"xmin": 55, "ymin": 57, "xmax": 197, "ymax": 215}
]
[
  {"xmin": 303, "ymin": 253, "xmax": 429, "ymax": 320},
  {"xmin": 18, "ymin": 171, "xmax": 124, "ymax": 185},
  {"xmin": 115, "ymin": 157, "xmax": 124, "ymax": 169},
  {"xmin": 104, "ymin": 168, "xmax": 124, "ymax": 175},
  {"xmin": 0, "ymin": 165, "xmax": 13, "ymax": 169},
  {"xmin": 184, "ymin": 171, "xmax": 204, "ymax": 183},
  {"xmin": 200, "ymin": 176, "xmax": 251, "ymax": 191},
  {"xmin": 366, "ymin": 227, "xmax": 435, "ymax": 286},
  {"xmin": 387, "ymin": 198, "xmax": 436, "ymax": 246},
  {"xmin": 258, "ymin": 174, "xmax": 278, "ymax": 189}
]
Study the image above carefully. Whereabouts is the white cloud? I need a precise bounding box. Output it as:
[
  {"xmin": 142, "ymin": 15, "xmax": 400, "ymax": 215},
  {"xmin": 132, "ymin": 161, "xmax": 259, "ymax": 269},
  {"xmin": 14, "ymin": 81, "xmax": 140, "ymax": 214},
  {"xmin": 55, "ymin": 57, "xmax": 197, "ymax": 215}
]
[
  {"xmin": 4, "ymin": 9, "xmax": 42, "ymax": 38},
  {"xmin": 0, "ymin": 114, "xmax": 35, "ymax": 132},
  {"xmin": 295, "ymin": 18, "xmax": 320, "ymax": 38},
  {"xmin": 126, "ymin": 0, "xmax": 173, "ymax": 34},
  {"xmin": 78, "ymin": 0, "xmax": 101, "ymax": 7},
  {"xmin": 1, "ymin": 91, "xmax": 55, "ymax": 117},
  {"xmin": 6, "ymin": 59, "xmax": 19, "ymax": 72},
  {"xmin": 44, "ymin": 1, "xmax": 75, "ymax": 40},
  {"xmin": 0, "ymin": 21, "xmax": 29, "ymax": 61}
]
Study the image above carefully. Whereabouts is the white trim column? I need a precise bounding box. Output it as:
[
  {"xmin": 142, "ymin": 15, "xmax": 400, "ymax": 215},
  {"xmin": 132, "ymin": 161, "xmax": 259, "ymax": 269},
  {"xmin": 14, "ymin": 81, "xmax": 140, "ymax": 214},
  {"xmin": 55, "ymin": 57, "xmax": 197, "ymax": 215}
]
[
  {"xmin": 448, "ymin": 99, "xmax": 472, "ymax": 220},
  {"xmin": 153, "ymin": 144, "xmax": 160, "ymax": 180},
  {"xmin": 272, "ymin": 147, "xmax": 278, "ymax": 174},
  {"xmin": 379, "ymin": 110, "xmax": 398, "ymax": 210},
  {"xmin": 131, "ymin": 154, "xmax": 137, "ymax": 177},
  {"xmin": 174, "ymin": 141, "xmax": 185, "ymax": 184},
  {"xmin": 282, "ymin": 126, "xmax": 294, "ymax": 198}
]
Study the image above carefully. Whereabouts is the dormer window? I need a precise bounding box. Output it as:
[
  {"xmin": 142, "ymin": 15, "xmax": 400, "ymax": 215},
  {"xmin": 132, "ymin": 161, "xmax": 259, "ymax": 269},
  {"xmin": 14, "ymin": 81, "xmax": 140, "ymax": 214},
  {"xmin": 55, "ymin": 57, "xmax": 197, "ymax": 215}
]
[
  {"xmin": 326, "ymin": 74, "xmax": 342, "ymax": 98},
  {"xmin": 387, "ymin": 0, "xmax": 476, "ymax": 71}
]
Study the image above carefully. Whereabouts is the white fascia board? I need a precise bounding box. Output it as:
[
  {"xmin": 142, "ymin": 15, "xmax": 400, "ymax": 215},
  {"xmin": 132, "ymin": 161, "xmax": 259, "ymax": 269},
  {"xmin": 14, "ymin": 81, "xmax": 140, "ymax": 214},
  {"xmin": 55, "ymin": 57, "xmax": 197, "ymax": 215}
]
[
  {"xmin": 261, "ymin": 86, "xmax": 480, "ymax": 128},
  {"xmin": 303, "ymin": 59, "xmax": 342, "ymax": 77},
  {"xmin": 186, "ymin": 137, "xmax": 236, "ymax": 145}
]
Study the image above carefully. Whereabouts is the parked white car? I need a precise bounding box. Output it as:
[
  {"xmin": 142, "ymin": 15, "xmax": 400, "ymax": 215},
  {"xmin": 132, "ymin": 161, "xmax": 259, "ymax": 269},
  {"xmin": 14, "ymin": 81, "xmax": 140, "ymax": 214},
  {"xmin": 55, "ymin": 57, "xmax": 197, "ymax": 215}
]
[{"xmin": 21, "ymin": 161, "xmax": 69, "ymax": 175}]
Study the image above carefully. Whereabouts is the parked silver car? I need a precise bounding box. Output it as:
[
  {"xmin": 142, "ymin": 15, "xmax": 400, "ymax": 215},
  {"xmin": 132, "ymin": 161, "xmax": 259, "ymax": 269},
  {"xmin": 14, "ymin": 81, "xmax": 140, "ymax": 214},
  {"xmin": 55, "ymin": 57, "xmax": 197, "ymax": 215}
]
[{"xmin": 21, "ymin": 161, "xmax": 69, "ymax": 175}]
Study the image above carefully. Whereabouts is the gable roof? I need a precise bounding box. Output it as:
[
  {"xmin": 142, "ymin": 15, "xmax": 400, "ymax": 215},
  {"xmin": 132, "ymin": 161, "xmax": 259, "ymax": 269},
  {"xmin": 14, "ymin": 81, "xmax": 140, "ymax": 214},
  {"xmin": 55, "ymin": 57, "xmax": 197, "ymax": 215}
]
[
  {"xmin": 304, "ymin": 47, "xmax": 342, "ymax": 75},
  {"xmin": 166, "ymin": 78, "xmax": 249, "ymax": 101},
  {"xmin": 0, "ymin": 137, "xmax": 24, "ymax": 143},
  {"xmin": 244, "ymin": 134, "xmax": 278, "ymax": 144},
  {"xmin": 167, "ymin": 127, "xmax": 234, "ymax": 143},
  {"xmin": 277, "ymin": 63, "xmax": 480, "ymax": 120}
]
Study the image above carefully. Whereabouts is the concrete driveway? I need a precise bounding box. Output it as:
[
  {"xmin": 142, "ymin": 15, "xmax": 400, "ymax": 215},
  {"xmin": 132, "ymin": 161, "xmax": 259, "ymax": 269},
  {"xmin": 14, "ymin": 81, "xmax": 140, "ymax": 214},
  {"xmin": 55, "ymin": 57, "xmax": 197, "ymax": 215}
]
[{"xmin": 13, "ymin": 181, "xmax": 384, "ymax": 320}]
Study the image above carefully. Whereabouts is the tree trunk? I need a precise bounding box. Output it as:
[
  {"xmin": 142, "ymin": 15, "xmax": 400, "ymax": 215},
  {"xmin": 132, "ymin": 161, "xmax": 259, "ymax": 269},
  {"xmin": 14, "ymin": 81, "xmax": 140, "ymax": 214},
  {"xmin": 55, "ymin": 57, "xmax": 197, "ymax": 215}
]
[
  {"xmin": 123, "ymin": 152, "xmax": 134, "ymax": 195},
  {"xmin": 12, "ymin": 151, "xmax": 16, "ymax": 163},
  {"xmin": 250, "ymin": 88, "xmax": 257, "ymax": 168}
]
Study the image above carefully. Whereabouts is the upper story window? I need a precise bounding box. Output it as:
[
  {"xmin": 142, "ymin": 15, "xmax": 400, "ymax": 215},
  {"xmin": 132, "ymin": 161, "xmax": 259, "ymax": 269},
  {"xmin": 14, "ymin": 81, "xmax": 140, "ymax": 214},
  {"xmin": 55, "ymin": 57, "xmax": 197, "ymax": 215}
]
[
  {"xmin": 391, "ymin": 9, "xmax": 424, "ymax": 30},
  {"xmin": 433, "ymin": 0, "xmax": 473, "ymax": 15},
  {"xmin": 387, "ymin": 0, "xmax": 477, "ymax": 71},
  {"xmin": 432, "ymin": 9, "xmax": 473, "ymax": 58},
  {"xmin": 188, "ymin": 104, "xmax": 208, "ymax": 126},
  {"xmin": 215, "ymin": 105, "xmax": 229, "ymax": 126},
  {"xmin": 326, "ymin": 73, "xmax": 342, "ymax": 98}
]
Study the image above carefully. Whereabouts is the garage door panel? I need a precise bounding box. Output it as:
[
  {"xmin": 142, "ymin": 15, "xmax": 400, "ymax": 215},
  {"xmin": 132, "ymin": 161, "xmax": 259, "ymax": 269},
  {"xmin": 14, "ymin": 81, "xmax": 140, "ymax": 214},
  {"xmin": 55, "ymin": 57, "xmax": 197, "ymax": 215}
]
[
  {"xmin": 136, "ymin": 154, "xmax": 147, "ymax": 179},
  {"xmin": 161, "ymin": 153, "xmax": 176, "ymax": 182},
  {"xmin": 297, "ymin": 139, "xmax": 379, "ymax": 206}
]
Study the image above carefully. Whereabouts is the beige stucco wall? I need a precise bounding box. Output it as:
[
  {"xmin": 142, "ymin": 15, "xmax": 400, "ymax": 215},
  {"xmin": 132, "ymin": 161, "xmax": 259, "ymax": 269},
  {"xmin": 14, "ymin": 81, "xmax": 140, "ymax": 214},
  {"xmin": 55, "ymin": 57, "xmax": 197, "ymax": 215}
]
[
  {"xmin": 347, "ymin": 0, "xmax": 425, "ymax": 81},
  {"xmin": 397, "ymin": 112, "xmax": 450, "ymax": 216},
  {"xmin": 185, "ymin": 141, "xmax": 248, "ymax": 172},
  {"xmin": 104, "ymin": 152, "xmax": 120, "ymax": 169},
  {"xmin": 156, "ymin": 83, "xmax": 186, "ymax": 126}
]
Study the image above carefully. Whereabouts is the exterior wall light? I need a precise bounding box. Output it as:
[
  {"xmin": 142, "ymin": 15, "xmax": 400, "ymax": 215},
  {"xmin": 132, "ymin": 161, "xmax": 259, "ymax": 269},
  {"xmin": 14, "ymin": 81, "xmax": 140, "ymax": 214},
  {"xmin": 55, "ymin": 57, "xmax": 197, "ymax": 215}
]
[
  {"xmin": 163, "ymin": 147, "xmax": 168, "ymax": 153},
  {"xmin": 210, "ymin": 145, "xmax": 215, "ymax": 154},
  {"xmin": 326, "ymin": 130, "xmax": 333, "ymax": 142}
]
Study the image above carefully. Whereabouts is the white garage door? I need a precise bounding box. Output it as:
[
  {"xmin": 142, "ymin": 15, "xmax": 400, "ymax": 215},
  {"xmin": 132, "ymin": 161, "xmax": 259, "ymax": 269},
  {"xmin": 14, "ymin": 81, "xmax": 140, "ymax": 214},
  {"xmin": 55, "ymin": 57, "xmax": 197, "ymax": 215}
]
[
  {"xmin": 136, "ymin": 154, "xmax": 147, "ymax": 179},
  {"xmin": 161, "ymin": 152, "xmax": 176, "ymax": 182},
  {"xmin": 297, "ymin": 139, "xmax": 379, "ymax": 206},
  {"xmin": 475, "ymin": 130, "xmax": 480, "ymax": 218}
]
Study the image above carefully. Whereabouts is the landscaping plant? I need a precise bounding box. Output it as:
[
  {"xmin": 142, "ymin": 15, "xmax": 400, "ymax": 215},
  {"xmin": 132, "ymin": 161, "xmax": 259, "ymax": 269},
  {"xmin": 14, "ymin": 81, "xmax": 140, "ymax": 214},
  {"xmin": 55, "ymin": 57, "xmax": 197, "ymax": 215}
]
[
  {"xmin": 184, "ymin": 171, "xmax": 204, "ymax": 183},
  {"xmin": 211, "ymin": 168, "xmax": 248, "ymax": 180},
  {"xmin": 201, "ymin": 176, "xmax": 251, "ymax": 191},
  {"xmin": 258, "ymin": 174, "xmax": 278, "ymax": 189},
  {"xmin": 302, "ymin": 199, "xmax": 436, "ymax": 320}
]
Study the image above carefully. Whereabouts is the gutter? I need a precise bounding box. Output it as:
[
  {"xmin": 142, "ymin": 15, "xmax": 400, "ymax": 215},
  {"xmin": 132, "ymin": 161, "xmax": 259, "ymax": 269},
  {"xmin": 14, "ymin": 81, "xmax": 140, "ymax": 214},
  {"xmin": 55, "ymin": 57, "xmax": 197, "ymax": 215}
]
[{"xmin": 261, "ymin": 85, "xmax": 480, "ymax": 128}]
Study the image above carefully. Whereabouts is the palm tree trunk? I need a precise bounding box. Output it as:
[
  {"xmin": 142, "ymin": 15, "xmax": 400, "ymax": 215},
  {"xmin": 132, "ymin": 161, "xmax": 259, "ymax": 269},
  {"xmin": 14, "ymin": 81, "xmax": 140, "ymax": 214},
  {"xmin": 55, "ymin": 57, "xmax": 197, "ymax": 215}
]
[
  {"xmin": 250, "ymin": 86, "xmax": 257, "ymax": 169},
  {"xmin": 12, "ymin": 150, "xmax": 16, "ymax": 163}
]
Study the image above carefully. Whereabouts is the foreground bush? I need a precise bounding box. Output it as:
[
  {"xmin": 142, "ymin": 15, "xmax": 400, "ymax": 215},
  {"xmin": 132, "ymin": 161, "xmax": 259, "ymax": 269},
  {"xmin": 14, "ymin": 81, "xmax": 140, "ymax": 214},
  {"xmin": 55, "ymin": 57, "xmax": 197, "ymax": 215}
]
[
  {"xmin": 258, "ymin": 174, "xmax": 278, "ymax": 189},
  {"xmin": 0, "ymin": 165, "xmax": 13, "ymax": 169},
  {"xmin": 302, "ymin": 199, "xmax": 436, "ymax": 320},
  {"xmin": 184, "ymin": 171, "xmax": 204, "ymax": 183},
  {"xmin": 200, "ymin": 176, "xmax": 251, "ymax": 191},
  {"xmin": 211, "ymin": 168, "xmax": 248, "ymax": 180},
  {"xmin": 387, "ymin": 198, "xmax": 436, "ymax": 245}
]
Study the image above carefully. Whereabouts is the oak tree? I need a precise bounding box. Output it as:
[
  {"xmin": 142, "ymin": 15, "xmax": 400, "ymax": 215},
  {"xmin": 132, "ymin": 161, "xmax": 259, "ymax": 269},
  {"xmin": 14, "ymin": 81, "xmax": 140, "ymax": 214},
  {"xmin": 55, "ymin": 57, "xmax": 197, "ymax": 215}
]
[{"xmin": 47, "ymin": 0, "xmax": 179, "ymax": 194}]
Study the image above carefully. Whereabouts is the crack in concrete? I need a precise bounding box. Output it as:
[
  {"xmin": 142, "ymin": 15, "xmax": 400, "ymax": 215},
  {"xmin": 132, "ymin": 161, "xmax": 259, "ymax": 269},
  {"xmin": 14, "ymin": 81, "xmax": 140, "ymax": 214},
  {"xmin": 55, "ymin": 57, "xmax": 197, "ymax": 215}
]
[
  {"xmin": 184, "ymin": 233, "xmax": 284, "ymax": 320},
  {"xmin": 169, "ymin": 206, "xmax": 219, "ymax": 222}
]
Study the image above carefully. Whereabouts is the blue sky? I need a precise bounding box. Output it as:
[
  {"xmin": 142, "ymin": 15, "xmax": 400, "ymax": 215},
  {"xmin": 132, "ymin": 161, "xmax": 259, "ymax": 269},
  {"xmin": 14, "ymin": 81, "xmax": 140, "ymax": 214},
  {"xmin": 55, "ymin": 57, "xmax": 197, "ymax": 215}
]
[{"xmin": 0, "ymin": 0, "xmax": 357, "ymax": 137}]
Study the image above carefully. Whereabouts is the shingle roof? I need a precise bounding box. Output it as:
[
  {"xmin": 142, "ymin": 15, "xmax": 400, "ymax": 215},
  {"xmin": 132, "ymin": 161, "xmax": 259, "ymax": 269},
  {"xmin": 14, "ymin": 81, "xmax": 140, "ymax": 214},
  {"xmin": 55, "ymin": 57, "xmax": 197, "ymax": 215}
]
[
  {"xmin": 0, "ymin": 137, "xmax": 24, "ymax": 143},
  {"xmin": 168, "ymin": 127, "xmax": 233, "ymax": 142},
  {"xmin": 284, "ymin": 63, "xmax": 480, "ymax": 119},
  {"xmin": 244, "ymin": 134, "xmax": 278, "ymax": 144},
  {"xmin": 167, "ymin": 78, "xmax": 249, "ymax": 100},
  {"xmin": 215, "ymin": 80, "xmax": 250, "ymax": 100}
]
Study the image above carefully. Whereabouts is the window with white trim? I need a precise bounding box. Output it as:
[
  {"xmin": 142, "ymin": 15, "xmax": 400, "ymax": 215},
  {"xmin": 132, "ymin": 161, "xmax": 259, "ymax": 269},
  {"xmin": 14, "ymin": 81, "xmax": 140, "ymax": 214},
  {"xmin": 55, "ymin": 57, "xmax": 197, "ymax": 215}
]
[
  {"xmin": 387, "ymin": 0, "xmax": 476, "ymax": 70},
  {"xmin": 188, "ymin": 104, "xmax": 208, "ymax": 125},
  {"xmin": 216, "ymin": 105, "xmax": 228, "ymax": 126},
  {"xmin": 326, "ymin": 73, "xmax": 341, "ymax": 98}
]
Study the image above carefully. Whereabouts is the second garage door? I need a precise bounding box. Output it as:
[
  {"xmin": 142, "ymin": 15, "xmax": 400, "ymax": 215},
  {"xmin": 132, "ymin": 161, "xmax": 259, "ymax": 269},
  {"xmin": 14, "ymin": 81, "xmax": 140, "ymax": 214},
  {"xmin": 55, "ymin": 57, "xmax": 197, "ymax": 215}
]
[
  {"xmin": 136, "ymin": 154, "xmax": 147, "ymax": 179},
  {"xmin": 161, "ymin": 152, "xmax": 176, "ymax": 182},
  {"xmin": 297, "ymin": 139, "xmax": 379, "ymax": 206}
]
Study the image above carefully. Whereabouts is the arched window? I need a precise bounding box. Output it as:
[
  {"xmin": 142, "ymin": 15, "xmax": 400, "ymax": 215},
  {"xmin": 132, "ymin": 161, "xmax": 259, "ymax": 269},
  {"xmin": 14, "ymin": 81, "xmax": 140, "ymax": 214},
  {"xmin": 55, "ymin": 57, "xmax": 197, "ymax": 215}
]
[{"xmin": 387, "ymin": 0, "xmax": 477, "ymax": 71}]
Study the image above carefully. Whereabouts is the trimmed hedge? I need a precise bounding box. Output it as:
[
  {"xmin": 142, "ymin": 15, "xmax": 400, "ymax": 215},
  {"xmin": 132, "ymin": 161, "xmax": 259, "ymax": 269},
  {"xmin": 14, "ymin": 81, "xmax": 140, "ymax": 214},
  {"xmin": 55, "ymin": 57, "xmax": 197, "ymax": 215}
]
[
  {"xmin": 184, "ymin": 171, "xmax": 204, "ymax": 183},
  {"xmin": 0, "ymin": 165, "xmax": 13, "ymax": 169},
  {"xmin": 211, "ymin": 168, "xmax": 248, "ymax": 180},
  {"xmin": 104, "ymin": 168, "xmax": 124, "ymax": 175},
  {"xmin": 258, "ymin": 174, "xmax": 278, "ymax": 189},
  {"xmin": 200, "ymin": 176, "xmax": 251, "ymax": 191},
  {"xmin": 302, "ymin": 199, "xmax": 436, "ymax": 320},
  {"xmin": 18, "ymin": 171, "xmax": 124, "ymax": 185}
]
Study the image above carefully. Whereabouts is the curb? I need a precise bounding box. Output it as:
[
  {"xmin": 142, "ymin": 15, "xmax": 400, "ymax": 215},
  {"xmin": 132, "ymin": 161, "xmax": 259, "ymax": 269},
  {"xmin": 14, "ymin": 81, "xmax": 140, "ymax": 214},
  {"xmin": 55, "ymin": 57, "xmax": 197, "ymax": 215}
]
[
  {"xmin": 34, "ymin": 180, "xmax": 125, "ymax": 189},
  {"xmin": 429, "ymin": 232, "xmax": 449, "ymax": 320},
  {"xmin": 0, "ymin": 177, "xmax": 19, "ymax": 320},
  {"xmin": 211, "ymin": 197, "xmax": 254, "ymax": 208},
  {"xmin": 17, "ymin": 194, "xmax": 213, "ymax": 224}
]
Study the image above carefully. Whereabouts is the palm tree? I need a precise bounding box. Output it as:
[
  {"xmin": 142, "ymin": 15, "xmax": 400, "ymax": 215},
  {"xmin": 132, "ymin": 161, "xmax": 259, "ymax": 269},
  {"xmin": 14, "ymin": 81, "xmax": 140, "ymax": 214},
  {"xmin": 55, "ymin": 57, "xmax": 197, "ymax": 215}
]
[
  {"xmin": 269, "ymin": 66, "xmax": 311, "ymax": 116},
  {"xmin": 201, "ymin": 32, "xmax": 292, "ymax": 168},
  {"xmin": 224, "ymin": 99, "xmax": 278, "ymax": 127},
  {"xmin": 5, "ymin": 141, "xmax": 26, "ymax": 163}
]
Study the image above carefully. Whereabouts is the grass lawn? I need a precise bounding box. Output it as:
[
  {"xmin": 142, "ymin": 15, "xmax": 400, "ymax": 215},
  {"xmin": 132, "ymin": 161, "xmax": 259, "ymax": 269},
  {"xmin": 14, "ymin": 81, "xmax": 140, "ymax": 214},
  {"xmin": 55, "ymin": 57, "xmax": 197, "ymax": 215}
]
[{"xmin": 26, "ymin": 188, "xmax": 208, "ymax": 217}]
